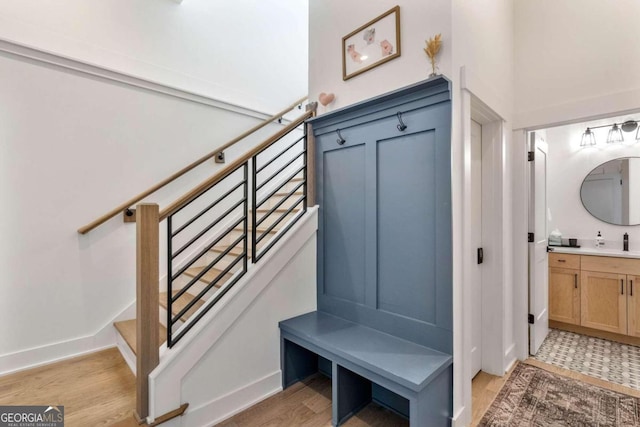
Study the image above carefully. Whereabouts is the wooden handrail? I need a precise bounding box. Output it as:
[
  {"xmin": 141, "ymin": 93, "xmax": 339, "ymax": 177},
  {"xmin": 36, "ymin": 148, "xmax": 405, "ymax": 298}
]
[
  {"xmin": 159, "ymin": 109, "xmax": 313, "ymax": 221},
  {"xmin": 77, "ymin": 96, "xmax": 307, "ymax": 235}
]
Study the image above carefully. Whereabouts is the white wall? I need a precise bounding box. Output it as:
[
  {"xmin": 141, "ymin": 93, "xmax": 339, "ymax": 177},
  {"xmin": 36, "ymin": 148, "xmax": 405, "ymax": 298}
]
[
  {"xmin": 514, "ymin": 0, "xmax": 640, "ymax": 129},
  {"xmin": 452, "ymin": 2, "xmax": 514, "ymax": 426},
  {"xmin": 0, "ymin": 0, "xmax": 308, "ymax": 114},
  {"xmin": 308, "ymin": 0, "xmax": 452, "ymax": 112},
  {"xmin": 0, "ymin": 42, "xmax": 305, "ymax": 373},
  {"xmin": 149, "ymin": 210, "xmax": 318, "ymax": 427},
  {"xmin": 546, "ymin": 115, "xmax": 640, "ymax": 249}
]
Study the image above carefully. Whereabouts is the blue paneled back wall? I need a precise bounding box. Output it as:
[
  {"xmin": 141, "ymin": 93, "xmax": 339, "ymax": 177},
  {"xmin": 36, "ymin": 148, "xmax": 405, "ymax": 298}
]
[{"xmin": 310, "ymin": 77, "xmax": 453, "ymax": 354}]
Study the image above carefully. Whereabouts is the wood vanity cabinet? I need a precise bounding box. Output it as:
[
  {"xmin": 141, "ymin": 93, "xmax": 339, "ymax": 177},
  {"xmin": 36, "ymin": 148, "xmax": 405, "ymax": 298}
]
[
  {"xmin": 549, "ymin": 254, "xmax": 580, "ymax": 325},
  {"xmin": 580, "ymin": 271, "xmax": 627, "ymax": 334},
  {"xmin": 549, "ymin": 253, "xmax": 640, "ymax": 337}
]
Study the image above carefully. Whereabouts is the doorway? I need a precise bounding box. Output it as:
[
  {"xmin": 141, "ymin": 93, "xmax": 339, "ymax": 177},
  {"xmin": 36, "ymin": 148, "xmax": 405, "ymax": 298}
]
[{"xmin": 520, "ymin": 113, "xmax": 640, "ymax": 393}]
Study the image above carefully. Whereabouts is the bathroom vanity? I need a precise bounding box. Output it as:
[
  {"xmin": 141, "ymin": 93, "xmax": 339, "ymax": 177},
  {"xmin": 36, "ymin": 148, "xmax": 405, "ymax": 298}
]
[{"xmin": 549, "ymin": 248, "xmax": 640, "ymax": 339}]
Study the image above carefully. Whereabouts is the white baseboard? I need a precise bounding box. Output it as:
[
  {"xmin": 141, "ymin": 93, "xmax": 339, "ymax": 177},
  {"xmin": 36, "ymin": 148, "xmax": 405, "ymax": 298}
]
[
  {"xmin": 504, "ymin": 343, "xmax": 517, "ymax": 373},
  {"xmin": 184, "ymin": 371, "xmax": 282, "ymax": 427},
  {"xmin": 0, "ymin": 300, "xmax": 135, "ymax": 376},
  {"xmin": 452, "ymin": 405, "xmax": 468, "ymax": 427}
]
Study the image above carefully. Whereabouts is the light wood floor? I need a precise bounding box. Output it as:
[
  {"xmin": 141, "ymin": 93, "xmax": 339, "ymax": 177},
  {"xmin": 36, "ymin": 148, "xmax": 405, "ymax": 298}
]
[
  {"xmin": 0, "ymin": 348, "xmax": 515, "ymax": 427},
  {"xmin": 217, "ymin": 374, "xmax": 409, "ymax": 427},
  {"xmin": 218, "ymin": 369, "xmax": 514, "ymax": 427},
  {"xmin": 0, "ymin": 348, "xmax": 135, "ymax": 427}
]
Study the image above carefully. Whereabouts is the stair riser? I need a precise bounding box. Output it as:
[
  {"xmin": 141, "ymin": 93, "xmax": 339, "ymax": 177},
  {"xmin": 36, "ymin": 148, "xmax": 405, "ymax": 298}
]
[{"xmin": 159, "ymin": 305, "xmax": 185, "ymax": 330}]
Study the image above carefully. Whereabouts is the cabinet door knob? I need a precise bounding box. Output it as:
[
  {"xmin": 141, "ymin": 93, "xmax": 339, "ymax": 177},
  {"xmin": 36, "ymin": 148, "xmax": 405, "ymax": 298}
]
[
  {"xmin": 558, "ymin": 259, "xmax": 566, "ymax": 263},
  {"xmin": 575, "ymin": 274, "xmax": 578, "ymax": 289},
  {"xmin": 621, "ymin": 279, "xmax": 625, "ymax": 295},
  {"xmin": 631, "ymin": 280, "xmax": 634, "ymax": 297}
]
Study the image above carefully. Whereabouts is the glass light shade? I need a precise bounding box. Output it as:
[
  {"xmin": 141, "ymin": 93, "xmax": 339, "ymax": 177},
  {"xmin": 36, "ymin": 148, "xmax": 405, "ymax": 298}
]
[
  {"xmin": 607, "ymin": 124, "xmax": 624, "ymax": 143},
  {"xmin": 580, "ymin": 128, "xmax": 596, "ymax": 147},
  {"xmin": 636, "ymin": 126, "xmax": 640, "ymax": 142}
]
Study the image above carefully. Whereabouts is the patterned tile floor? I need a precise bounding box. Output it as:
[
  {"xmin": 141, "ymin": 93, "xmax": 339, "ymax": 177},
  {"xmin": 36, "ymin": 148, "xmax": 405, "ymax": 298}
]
[{"xmin": 534, "ymin": 328, "xmax": 640, "ymax": 390}]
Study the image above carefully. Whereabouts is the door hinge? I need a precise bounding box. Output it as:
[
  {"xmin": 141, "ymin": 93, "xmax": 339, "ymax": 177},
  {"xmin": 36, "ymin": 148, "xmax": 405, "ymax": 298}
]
[
  {"xmin": 528, "ymin": 232, "xmax": 534, "ymax": 242},
  {"xmin": 528, "ymin": 151, "xmax": 535, "ymax": 161},
  {"xmin": 528, "ymin": 314, "xmax": 535, "ymax": 324}
]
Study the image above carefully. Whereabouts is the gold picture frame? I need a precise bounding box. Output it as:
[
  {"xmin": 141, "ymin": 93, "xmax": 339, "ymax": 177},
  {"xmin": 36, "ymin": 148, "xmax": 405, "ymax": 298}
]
[{"xmin": 342, "ymin": 6, "xmax": 401, "ymax": 81}]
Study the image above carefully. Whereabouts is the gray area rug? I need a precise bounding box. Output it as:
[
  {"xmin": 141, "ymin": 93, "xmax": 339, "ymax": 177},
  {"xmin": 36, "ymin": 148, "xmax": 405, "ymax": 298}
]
[{"xmin": 479, "ymin": 363, "xmax": 640, "ymax": 426}]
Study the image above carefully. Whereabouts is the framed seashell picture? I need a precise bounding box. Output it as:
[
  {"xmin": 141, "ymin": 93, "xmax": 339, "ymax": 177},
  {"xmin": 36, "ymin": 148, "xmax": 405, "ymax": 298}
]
[{"xmin": 342, "ymin": 6, "xmax": 401, "ymax": 81}]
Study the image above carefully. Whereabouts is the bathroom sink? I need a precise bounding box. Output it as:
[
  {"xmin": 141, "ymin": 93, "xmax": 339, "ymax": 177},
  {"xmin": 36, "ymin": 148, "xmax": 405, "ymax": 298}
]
[{"xmin": 548, "ymin": 246, "xmax": 640, "ymax": 259}]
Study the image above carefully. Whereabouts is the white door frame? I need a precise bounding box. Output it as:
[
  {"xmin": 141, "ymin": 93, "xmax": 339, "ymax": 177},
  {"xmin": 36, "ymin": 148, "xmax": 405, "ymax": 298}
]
[{"xmin": 456, "ymin": 82, "xmax": 509, "ymax": 427}]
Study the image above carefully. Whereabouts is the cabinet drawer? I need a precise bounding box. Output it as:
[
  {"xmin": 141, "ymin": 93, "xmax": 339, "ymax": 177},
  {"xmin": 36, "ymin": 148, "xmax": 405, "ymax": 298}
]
[
  {"xmin": 581, "ymin": 255, "xmax": 640, "ymax": 275},
  {"xmin": 549, "ymin": 253, "xmax": 580, "ymax": 269}
]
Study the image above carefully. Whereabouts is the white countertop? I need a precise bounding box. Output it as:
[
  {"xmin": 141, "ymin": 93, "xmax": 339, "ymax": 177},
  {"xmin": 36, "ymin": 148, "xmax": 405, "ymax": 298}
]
[{"xmin": 548, "ymin": 246, "xmax": 640, "ymax": 259}]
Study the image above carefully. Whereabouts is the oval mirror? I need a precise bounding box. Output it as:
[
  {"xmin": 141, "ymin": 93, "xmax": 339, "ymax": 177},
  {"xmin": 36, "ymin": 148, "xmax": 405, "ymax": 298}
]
[{"xmin": 580, "ymin": 157, "xmax": 640, "ymax": 226}]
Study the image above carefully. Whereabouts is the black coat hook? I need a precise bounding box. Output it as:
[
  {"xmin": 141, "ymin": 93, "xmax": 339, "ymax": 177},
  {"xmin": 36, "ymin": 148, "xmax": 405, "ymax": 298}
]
[
  {"xmin": 336, "ymin": 129, "xmax": 346, "ymax": 145},
  {"xmin": 396, "ymin": 112, "xmax": 407, "ymax": 131}
]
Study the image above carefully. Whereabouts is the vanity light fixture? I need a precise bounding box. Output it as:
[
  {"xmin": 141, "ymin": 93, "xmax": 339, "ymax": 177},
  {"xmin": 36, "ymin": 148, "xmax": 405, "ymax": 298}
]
[
  {"xmin": 607, "ymin": 123, "xmax": 624, "ymax": 144},
  {"xmin": 580, "ymin": 128, "xmax": 596, "ymax": 147},
  {"xmin": 580, "ymin": 119, "xmax": 638, "ymax": 146}
]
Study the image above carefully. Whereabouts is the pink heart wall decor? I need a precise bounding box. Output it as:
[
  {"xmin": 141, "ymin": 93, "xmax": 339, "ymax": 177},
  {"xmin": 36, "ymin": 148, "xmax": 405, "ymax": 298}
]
[{"xmin": 319, "ymin": 92, "xmax": 335, "ymax": 106}]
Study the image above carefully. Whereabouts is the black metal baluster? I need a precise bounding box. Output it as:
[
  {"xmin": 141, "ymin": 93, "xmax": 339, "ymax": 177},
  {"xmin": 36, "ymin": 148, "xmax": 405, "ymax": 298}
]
[
  {"xmin": 167, "ymin": 215, "xmax": 173, "ymax": 347},
  {"xmin": 243, "ymin": 163, "xmax": 248, "ymax": 272},
  {"xmin": 251, "ymin": 155, "xmax": 258, "ymax": 263}
]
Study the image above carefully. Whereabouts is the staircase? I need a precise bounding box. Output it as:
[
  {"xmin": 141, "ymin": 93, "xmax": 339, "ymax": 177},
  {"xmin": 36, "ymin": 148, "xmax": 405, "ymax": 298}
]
[
  {"xmin": 113, "ymin": 176, "xmax": 305, "ymax": 363},
  {"xmin": 77, "ymin": 97, "xmax": 316, "ymax": 426}
]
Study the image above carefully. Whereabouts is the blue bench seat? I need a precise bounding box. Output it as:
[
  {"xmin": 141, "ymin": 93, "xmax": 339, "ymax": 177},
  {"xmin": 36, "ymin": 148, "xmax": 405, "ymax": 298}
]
[{"xmin": 279, "ymin": 311, "xmax": 453, "ymax": 426}]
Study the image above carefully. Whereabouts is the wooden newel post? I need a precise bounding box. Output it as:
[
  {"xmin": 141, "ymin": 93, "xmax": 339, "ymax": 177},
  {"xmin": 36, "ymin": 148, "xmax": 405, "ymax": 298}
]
[
  {"xmin": 135, "ymin": 203, "xmax": 160, "ymax": 421},
  {"xmin": 306, "ymin": 102, "xmax": 318, "ymax": 207}
]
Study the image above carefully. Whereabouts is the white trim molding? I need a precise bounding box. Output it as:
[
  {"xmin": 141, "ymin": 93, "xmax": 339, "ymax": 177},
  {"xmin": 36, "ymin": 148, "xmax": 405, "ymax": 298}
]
[
  {"xmin": 0, "ymin": 37, "xmax": 300, "ymax": 122},
  {"xmin": 513, "ymin": 87, "xmax": 640, "ymax": 131}
]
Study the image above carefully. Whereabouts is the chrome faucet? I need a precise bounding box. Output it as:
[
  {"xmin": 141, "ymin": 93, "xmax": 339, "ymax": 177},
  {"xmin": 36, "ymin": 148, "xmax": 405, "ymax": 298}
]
[{"xmin": 624, "ymin": 233, "xmax": 629, "ymax": 251}]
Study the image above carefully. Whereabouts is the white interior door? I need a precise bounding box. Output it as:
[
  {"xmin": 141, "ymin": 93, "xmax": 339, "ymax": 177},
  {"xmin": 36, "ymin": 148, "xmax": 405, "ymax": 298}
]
[
  {"xmin": 470, "ymin": 120, "xmax": 483, "ymax": 377},
  {"xmin": 529, "ymin": 132, "xmax": 549, "ymax": 355}
]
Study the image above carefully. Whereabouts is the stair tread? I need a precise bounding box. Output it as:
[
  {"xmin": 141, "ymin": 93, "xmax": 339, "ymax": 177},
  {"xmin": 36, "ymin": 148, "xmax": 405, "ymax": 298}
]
[
  {"xmin": 236, "ymin": 225, "xmax": 279, "ymax": 234},
  {"xmin": 254, "ymin": 207, "xmax": 301, "ymax": 214},
  {"xmin": 159, "ymin": 291, "xmax": 205, "ymax": 322},
  {"xmin": 210, "ymin": 244, "xmax": 253, "ymax": 258},
  {"xmin": 272, "ymin": 190, "xmax": 304, "ymax": 197},
  {"xmin": 183, "ymin": 265, "xmax": 235, "ymax": 286},
  {"xmin": 114, "ymin": 319, "xmax": 166, "ymax": 355}
]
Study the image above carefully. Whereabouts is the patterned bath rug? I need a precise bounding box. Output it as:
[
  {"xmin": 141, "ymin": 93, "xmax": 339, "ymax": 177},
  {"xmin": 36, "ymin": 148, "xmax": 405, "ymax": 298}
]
[
  {"xmin": 478, "ymin": 363, "xmax": 640, "ymax": 426},
  {"xmin": 534, "ymin": 328, "xmax": 640, "ymax": 390}
]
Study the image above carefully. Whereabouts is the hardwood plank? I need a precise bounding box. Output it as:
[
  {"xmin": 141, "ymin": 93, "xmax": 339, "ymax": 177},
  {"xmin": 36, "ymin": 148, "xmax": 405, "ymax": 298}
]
[
  {"xmin": 0, "ymin": 348, "xmax": 134, "ymax": 427},
  {"xmin": 217, "ymin": 375, "xmax": 409, "ymax": 427},
  {"xmin": 114, "ymin": 319, "xmax": 167, "ymax": 355},
  {"xmin": 470, "ymin": 365, "xmax": 517, "ymax": 426}
]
